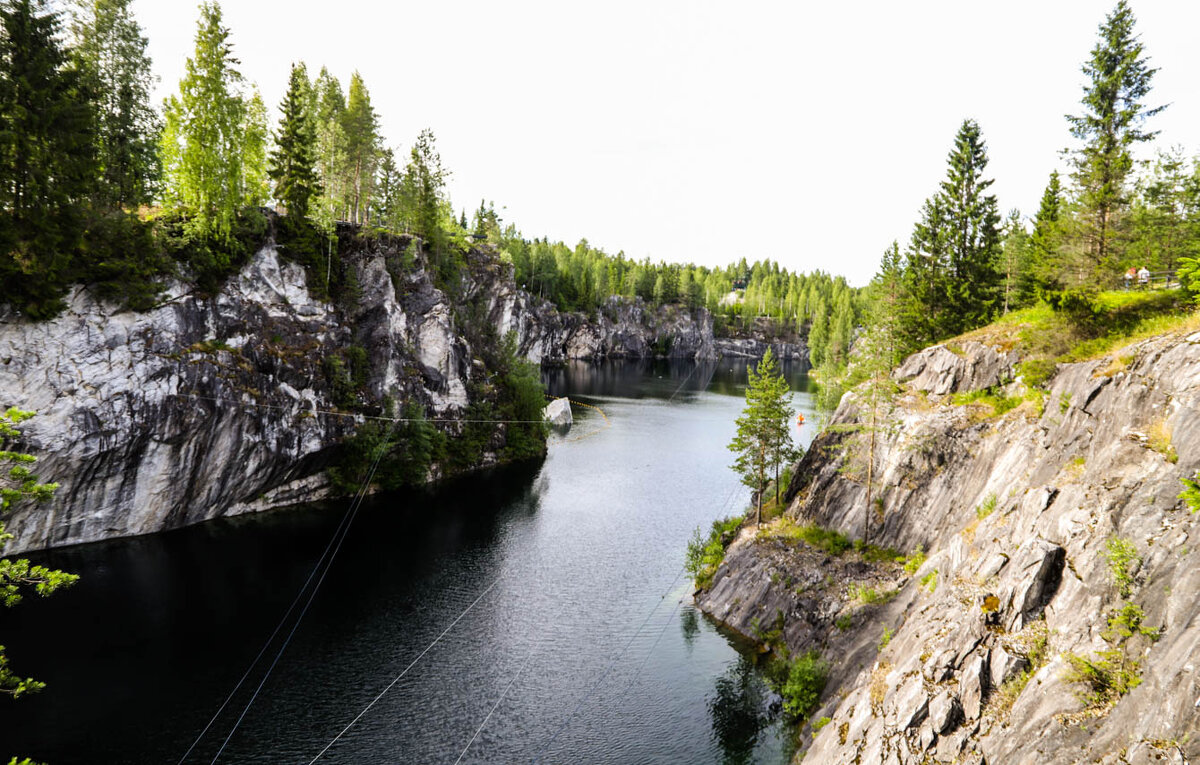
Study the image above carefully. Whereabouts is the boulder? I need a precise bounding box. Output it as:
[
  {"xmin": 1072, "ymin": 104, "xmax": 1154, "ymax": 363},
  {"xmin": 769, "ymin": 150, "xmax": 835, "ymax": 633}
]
[{"xmin": 543, "ymin": 397, "xmax": 573, "ymax": 428}]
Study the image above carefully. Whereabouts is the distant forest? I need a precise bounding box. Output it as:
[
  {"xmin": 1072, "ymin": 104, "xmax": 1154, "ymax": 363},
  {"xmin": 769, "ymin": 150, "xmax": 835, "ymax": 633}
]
[{"xmin": 0, "ymin": 0, "xmax": 861, "ymax": 370}]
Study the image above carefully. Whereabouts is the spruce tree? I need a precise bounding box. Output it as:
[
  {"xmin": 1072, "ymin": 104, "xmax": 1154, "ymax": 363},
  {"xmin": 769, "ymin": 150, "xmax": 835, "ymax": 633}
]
[
  {"xmin": 0, "ymin": 0, "xmax": 97, "ymax": 317},
  {"xmin": 1029, "ymin": 171, "xmax": 1066, "ymax": 296},
  {"xmin": 1067, "ymin": 0, "xmax": 1163, "ymax": 281},
  {"xmin": 939, "ymin": 119, "xmax": 1001, "ymax": 334},
  {"xmin": 900, "ymin": 196, "xmax": 949, "ymax": 348},
  {"xmin": 159, "ymin": 1, "xmax": 264, "ymax": 244},
  {"xmin": 341, "ymin": 71, "xmax": 378, "ymax": 224},
  {"xmin": 269, "ymin": 63, "xmax": 320, "ymax": 220},
  {"xmin": 69, "ymin": 0, "xmax": 160, "ymax": 207},
  {"xmin": 728, "ymin": 348, "xmax": 795, "ymax": 525}
]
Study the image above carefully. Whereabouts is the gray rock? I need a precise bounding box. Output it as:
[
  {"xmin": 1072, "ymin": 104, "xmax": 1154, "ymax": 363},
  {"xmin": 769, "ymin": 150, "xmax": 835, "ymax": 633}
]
[
  {"xmin": 928, "ymin": 689, "xmax": 962, "ymax": 734},
  {"xmin": 989, "ymin": 644, "xmax": 1029, "ymax": 690},
  {"xmin": 958, "ymin": 652, "xmax": 989, "ymax": 721},
  {"xmin": 892, "ymin": 341, "xmax": 1017, "ymax": 396},
  {"xmin": 543, "ymin": 397, "xmax": 573, "ymax": 428}
]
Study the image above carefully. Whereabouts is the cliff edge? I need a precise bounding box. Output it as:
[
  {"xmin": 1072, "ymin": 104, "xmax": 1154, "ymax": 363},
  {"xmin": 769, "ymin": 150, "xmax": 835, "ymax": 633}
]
[{"xmin": 697, "ymin": 330, "xmax": 1200, "ymax": 764}]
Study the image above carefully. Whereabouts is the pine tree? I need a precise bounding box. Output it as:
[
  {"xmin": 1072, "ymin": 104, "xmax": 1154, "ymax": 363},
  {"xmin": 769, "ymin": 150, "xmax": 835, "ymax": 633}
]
[
  {"xmin": 374, "ymin": 146, "xmax": 400, "ymax": 227},
  {"xmin": 1067, "ymin": 0, "xmax": 1164, "ymax": 281},
  {"xmin": 269, "ymin": 63, "xmax": 320, "ymax": 220},
  {"xmin": 0, "ymin": 0, "xmax": 97, "ymax": 317},
  {"xmin": 900, "ymin": 196, "xmax": 949, "ymax": 348},
  {"xmin": 311, "ymin": 67, "xmax": 346, "ymax": 231},
  {"xmin": 69, "ymin": 0, "xmax": 160, "ymax": 207},
  {"xmin": 728, "ymin": 348, "xmax": 795, "ymax": 525},
  {"xmin": 341, "ymin": 71, "xmax": 378, "ymax": 224},
  {"xmin": 159, "ymin": 1, "xmax": 263, "ymax": 243},
  {"xmin": 940, "ymin": 119, "xmax": 1001, "ymax": 334},
  {"xmin": 999, "ymin": 209, "xmax": 1032, "ymax": 314},
  {"xmin": 1029, "ymin": 171, "xmax": 1066, "ymax": 296}
]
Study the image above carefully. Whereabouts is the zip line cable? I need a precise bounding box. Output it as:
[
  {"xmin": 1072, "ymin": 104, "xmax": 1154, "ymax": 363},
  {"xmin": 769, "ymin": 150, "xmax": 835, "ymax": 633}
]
[
  {"xmin": 176, "ymin": 433, "xmax": 391, "ymax": 764},
  {"xmin": 530, "ymin": 563, "xmax": 687, "ymax": 764},
  {"xmin": 307, "ymin": 574, "xmax": 505, "ymax": 764},
  {"xmin": 621, "ymin": 597, "xmax": 686, "ymax": 695},
  {"xmin": 452, "ymin": 647, "xmax": 539, "ymax": 765},
  {"xmin": 208, "ymin": 433, "xmax": 393, "ymax": 764},
  {"xmin": 531, "ymin": 474, "xmax": 744, "ymax": 762}
]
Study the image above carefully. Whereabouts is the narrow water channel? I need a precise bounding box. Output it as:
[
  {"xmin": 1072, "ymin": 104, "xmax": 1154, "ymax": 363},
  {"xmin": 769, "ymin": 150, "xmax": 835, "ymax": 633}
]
[{"xmin": 1, "ymin": 359, "xmax": 815, "ymax": 764}]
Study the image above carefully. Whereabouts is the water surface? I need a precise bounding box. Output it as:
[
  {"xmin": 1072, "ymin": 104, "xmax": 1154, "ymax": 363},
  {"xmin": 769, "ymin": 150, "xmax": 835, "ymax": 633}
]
[{"xmin": 1, "ymin": 359, "xmax": 815, "ymax": 764}]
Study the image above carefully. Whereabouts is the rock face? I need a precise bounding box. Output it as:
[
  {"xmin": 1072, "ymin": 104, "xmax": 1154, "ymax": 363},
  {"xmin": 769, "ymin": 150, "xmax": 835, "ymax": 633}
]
[
  {"xmin": 698, "ymin": 333, "xmax": 1200, "ymax": 764},
  {"xmin": 0, "ymin": 241, "xmax": 507, "ymax": 553},
  {"xmin": 1, "ymin": 236, "xmax": 808, "ymax": 554}
]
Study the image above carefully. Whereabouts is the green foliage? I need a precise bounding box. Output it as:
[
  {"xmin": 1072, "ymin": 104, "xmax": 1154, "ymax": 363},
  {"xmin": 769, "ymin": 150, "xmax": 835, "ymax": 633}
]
[
  {"xmin": 951, "ymin": 388, "xmax": 1022, "ymax": 418},
  {"xmin": 728, "ymin": 348, "xmax": 796, "ymax": 523},
  {"xmin": 878, "ymin": 627, "xmax": 894, "ymax": 650},
  {"xmin": 159, "ymin": 1, "xmax": 266, "ymax": 244},
  {"xmin": 812, "ymin": 716, "xmax": 831, "ymax": 733},
  {"xmin": 1017, "ymin": 358, "xmax": 1057, "ymax": 389},
  {"xmin": 1, "ymin": 409, "xmax": 59, "ymax": 512},
  {"xmin": 1180, "ymin": 472, "xmax": 1200, "ymax": 513},
  {"xmin": 850, "ymin": 584, "xmax": 897, "ymax": 605},
  {"xmin": 0, "ymin": 410, "xmax": 77, "ymax": 704},
  {"xmin": 778, "ymin": 651, "xmax": 828, "ymax": 720},
  {"xmin": 69, "ymin": 0, "xmax": 161, "ymax": 207},
  {"xmin": 686, "ymin": 515, "xmax": 743, "ymax": 590},
  {"xmin": 1065, "ymin": 602, "xmax": 1160, "ymax": 710},
  {"xmin": 834, "ymin": 613, "xmax": 852, "ymax": 631},
  {"xmin": 902, "ymin": 545, "xmax": 926, "ymax": 575},
  {"xmin": 269, "ymin": 63, "xmax": 320, "ymax": 220},
  {"xmin": 158, "ymin": 206, "xmax": 267, "ymax": 294},
  {"xmin": 920, "ymin": 569, "xmax": 938, "ymax": 592},
  {"xmin": 1067, "ymin": 0, "xmax": 1164, "ymax": 282},
  {"xmin": 1104, "ymin": 537, "xmax": 1140, "ymax": 598},
  {"xmin": 975, "ymin": 493, "xmax": 998, "ymax": 520},
  {"xmin": 897, "ymin": 119, "xmax": 1001, "ymax": 350},
  {"xmin": 0, "ymin": 0, "xmax": 98, "ymax": 318}
]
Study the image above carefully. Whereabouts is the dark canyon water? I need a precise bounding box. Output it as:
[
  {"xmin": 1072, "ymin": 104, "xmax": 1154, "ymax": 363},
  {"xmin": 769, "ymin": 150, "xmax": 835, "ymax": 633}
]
[{"xmin": 1, "ymin": 360, "xmax": 816, "ymax": 764}]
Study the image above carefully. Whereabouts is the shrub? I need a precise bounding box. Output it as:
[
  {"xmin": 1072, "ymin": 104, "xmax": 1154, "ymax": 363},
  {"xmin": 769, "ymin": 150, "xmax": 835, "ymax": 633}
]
[
  {"xmin": 779, "ymin": 651, "xmax": 828, "ymax": 720},
  {"xmin": 1065, "ymin": 603, "xmax": 1159, "ymax": 711},
  {"xmin": 920, "ymin": 569, "xmax": 938, "ymax": 592},
  {"xmin": 686, "ymin": 515, "xmax": 744, "ymax": 590},
  {"xmin": 975, "ymin": 493, "xmax": 998, "ymax": 520},
  {"xmin": 903, "ymin": 545, "xmax": 926, "ymax": 574},
  {"xmin": 1180, "ymin": 472, "xmax": 1200, "ymax": 513},
  {"xmin": 878, "ymin": 627, "xmax": 894, "ymax": 650},
  {"xmin": 850, "ymin": 584, "xmax": 897, "ymax": 605},
  {"xmin": 1104, "ymin": 537, "xmax": 1140, "ymax": 598}
]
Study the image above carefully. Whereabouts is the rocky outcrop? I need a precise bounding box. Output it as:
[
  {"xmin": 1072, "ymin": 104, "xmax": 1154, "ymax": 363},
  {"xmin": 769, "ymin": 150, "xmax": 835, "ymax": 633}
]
[
  {"xmin": 713, "ymin": 336, "xmax": 808, "ymax": 363},
  {"xmin": 488, "ymin": 286, "xmax": 719, "ymax": 363},
  {"xmin": 892, "ymin": 340, "xmax": 1018, "ymax": 396},
  {"xmin": 0, "ymin": 241, "xmax": 522, "ymax": 553},
  {"xmin": 697, "ymin": 332, "xmax": 1200, "ymax": 764}
]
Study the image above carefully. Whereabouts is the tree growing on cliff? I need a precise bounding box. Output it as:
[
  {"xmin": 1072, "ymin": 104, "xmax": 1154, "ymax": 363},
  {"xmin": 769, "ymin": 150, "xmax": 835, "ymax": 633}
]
[
  {"xmin": 269, "ymin": 63, "xmax": 320, "ymax": 221},
  {"xmin": 69, "ymin": 0, "xmax": 161, "ymax": 207},
  {"xmin": 1067, "ymin": 0, "xmax": 1164, "ymax": 281},
  {"xmin": 0, "ymin": 0, "xmax": 98, "ymax": 318},
  {"xmin": 729, "ymin": 348, "xmax": 795, "ymax": 524},
  {"xmin": 0, "ymin": 408, "xmax": 77, "ymax": 703},
  {"xmin": 159, "ymin": 1, "xmax": 266, "ymax": 244}
]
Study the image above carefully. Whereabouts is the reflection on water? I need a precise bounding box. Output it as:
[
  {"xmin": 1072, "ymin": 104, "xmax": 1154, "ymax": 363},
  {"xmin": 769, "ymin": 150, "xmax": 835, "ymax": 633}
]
[
  {"xmin": 709, "ymin": 654, "xmax": 784, "ymax": 765},
  {"xmin": 1, "ymin": 361, "xmax": 813, "ymax": 765}
]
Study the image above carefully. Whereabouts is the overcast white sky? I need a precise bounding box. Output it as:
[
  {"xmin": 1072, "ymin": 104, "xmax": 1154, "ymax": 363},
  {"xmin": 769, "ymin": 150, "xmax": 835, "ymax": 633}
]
[{"xmin": 131, "ymin": 1, "xmax": 1200, "ymax": 286}]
